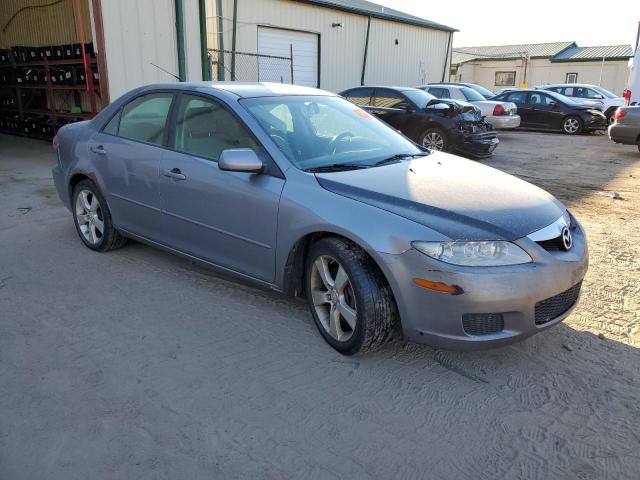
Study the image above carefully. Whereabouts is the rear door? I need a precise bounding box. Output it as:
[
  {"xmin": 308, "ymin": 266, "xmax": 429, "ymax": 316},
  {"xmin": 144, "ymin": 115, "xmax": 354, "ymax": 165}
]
[
  {"xmin": 88, "ymin": 92, "xmax": 174, "ymax": 240},
  {"xmin": 158, "ymin": 93, "xmax": 285, "ymax": 282},
  {"xmin": 528, "ymin": 92, "xmax": 564, "ymax": 129}
]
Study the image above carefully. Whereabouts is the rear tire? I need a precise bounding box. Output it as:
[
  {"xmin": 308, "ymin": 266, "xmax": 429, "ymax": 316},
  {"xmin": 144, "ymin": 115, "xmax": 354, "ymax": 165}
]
[
  {"xmin": 72, "ymin": 179, "xmax": 127, "ymax": 252},
  {"xmin": 562, "ymin": 116, "xmax": 583, "ymax": 135},
  {"xmin": 305, "ymin": 237, "xmax": 396, "ymax": 355},
  {"xmin": 419, "ymin": 127, "xmax": 448, "ymax": 152}
]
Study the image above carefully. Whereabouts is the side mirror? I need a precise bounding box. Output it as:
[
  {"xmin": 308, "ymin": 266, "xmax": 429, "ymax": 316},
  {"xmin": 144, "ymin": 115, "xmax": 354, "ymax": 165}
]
[
  {"xmin": 549, "ymin": 100, "xmax": 558, "ymax": 108},
  {"xmin": 402, "ymin": 104, "xmax": 415, "ymax": 113},
  {"xmin": 219, "ymin": 148, "xmax": 263, "ymax": 173}
]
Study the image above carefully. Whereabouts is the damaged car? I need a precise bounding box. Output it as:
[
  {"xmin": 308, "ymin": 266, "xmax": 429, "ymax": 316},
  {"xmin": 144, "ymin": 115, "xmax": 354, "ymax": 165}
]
[{"xmin": 340, "ymin": 86, "xmax": 499, "ymax": 158}]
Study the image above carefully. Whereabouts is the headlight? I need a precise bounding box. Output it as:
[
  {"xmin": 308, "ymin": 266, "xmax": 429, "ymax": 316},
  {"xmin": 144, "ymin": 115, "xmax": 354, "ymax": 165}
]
[
  {"xmin": 412, "ymin": 240, "xmax": 532, "ymax": 266},
  {"xmin": 587, "ymin": 109, "xmax": 604, "ymax": 116}
]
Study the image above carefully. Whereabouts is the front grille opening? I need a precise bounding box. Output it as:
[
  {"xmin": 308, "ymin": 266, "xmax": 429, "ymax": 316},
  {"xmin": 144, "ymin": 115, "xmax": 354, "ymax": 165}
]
[
  {"xmin": 535, "ymin": 282, "xmax": 582, "ymax": 325},
  {"xmin": 536, "ymin": 236, "xmax": 564, "ymax": 251},
  {"xmin": 462, "ymin": 313, "xmax": 505, "ymax": 336}
]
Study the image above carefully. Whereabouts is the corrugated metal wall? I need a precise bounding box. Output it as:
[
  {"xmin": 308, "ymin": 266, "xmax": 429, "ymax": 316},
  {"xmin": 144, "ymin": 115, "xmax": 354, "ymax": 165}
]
[
  {"xmin": 210, "ymin": 0, "xmax": 450, "ymax": 92},
  {"xmin": 100, "ymin": 0, "xmax": 179, "ymax": 100},
  {"xmin": 101, "ymin": 0, "xmax": 203, "ymax": 101},
  {"xmin": 0, "ymin": 0, "xmax": 93, "ymax": 48}
]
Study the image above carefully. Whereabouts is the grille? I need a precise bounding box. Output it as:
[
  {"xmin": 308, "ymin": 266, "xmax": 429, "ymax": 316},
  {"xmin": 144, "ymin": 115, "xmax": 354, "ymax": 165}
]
[
  {"xmin": 536, "ymin": 236, "xmax": 564, "ymax": 251},
  {"xmin": 535, "ymin": 282, "xmax": 582, "ymax": 325},
  {"xmin": 462, "ymin": 313, "xmax": 505, "ymax": 336}
]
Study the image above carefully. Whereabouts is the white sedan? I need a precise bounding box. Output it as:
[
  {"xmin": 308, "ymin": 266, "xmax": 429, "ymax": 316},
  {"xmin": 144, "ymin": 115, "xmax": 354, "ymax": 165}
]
[{"xmin": 418, "ymin": 84, "xmax": 521, "ymax": 129}]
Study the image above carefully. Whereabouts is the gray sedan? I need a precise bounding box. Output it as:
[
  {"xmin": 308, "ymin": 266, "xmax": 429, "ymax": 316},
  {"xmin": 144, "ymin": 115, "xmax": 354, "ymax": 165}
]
[
  {"xmin": 52, "ymin": 82, "xmax": 588, "ymax": 354},
  {"xmin": 609, "ymin": 106, "xmax": 640, "ymax": 152}
]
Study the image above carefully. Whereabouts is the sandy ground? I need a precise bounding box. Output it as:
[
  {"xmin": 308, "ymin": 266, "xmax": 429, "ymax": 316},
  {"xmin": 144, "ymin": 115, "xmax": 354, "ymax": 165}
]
[{"xmin": 0, "ymin": 131, "xmax": 638, "ymax": 479}]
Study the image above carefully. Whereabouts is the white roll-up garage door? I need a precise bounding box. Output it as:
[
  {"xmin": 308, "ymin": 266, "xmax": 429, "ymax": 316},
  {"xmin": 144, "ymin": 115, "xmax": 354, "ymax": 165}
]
[{"xmin": 257, "ymin": 27, "xmax": 319, "ymax": 87}]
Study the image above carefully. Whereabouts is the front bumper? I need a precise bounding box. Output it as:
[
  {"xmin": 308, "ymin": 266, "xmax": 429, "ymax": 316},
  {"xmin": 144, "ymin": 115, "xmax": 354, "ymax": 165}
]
[
  {"xmin": 583, "ymin": 114, "xmax": 608, "ymax": 131},
  {"xmin": 487, "ymin": 114, "xmax": 521, "ymax": 129},
  {"xmin": 453, "ymin": 130, "xmax": 499, "ymax": 159},
  {"xmin": 608, "ymin": 123, "xmax": 640, "ymax": 145},
  {"xmin": 378, "ymin": 220, "xmax": 588, "ymax": 350}
]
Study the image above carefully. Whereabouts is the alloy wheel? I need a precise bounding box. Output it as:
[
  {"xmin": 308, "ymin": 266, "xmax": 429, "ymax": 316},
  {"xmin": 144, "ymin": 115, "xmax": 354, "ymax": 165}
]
[
  {"xmin": 422, "ymin": 132, "xmax": 445, "ymax": 150},
  {"xmin": 309, "ymin": 255, "xmax": 357, "ymax": 342},
  {"xmin": 563, "ymin": 118, "xmax": 580, "ymax": 134},
  {"xmin": 75, "ymin": 189, "xmax": 104, "ymax": 245}
]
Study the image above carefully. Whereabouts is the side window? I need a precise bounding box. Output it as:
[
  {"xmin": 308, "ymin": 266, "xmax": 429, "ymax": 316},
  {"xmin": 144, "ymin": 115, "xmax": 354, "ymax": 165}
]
[
  {"xmin": 343, "ymin": 87, "xmax": 374, "ymax": 107},
  {"xmin": 585, "ymin": 88, "xmax": 603, "ymax": 99},
  {"xmin": 505, "ymin": 91, "xmax": 526, "ymax": 104},
  {"xmin": 428, "ymin": 87, "xmax": 448, "ymax": 98},
  {"xmin": 373, "ymin": 89, "xmax": 410, "ymax": 109},
  {"xmin": 102, "ymin": 110, "xmax": 121, "ymax": 135},
  {"xmin": 174, "ymin": 94, "xmax": 259, "ymax": 161},
  {"xmin": 562, "ymin": 87, "xmax": 574, "ymax": 96},
  {"xmin": 118, "ymin": 93, "xmax": 174, "ymax": 146},
  {"xmin": 539, "ymin": 94, "xmax": 557, "ymax": 106}
]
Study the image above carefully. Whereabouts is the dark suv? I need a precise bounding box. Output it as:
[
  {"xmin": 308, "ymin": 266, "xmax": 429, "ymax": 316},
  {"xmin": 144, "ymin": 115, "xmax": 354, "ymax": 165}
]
[{"xmin": 340, "ymin": 86, "xmax": 499, "ymax": 158}]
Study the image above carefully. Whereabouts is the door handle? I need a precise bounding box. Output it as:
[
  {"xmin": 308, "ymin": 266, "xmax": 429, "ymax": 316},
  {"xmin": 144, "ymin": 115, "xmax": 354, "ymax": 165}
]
[
  {"xmin": 162, "ymin": 168, "xmax": 186, "ymax": 181},
  {"xmin": 90, "ymin": 145, "xmax": 106, "ymax": 155}
]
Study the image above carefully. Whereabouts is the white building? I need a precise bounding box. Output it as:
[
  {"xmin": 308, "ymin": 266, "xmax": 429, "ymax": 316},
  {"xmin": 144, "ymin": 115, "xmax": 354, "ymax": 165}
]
[{"xmin": 451, "ymin": 42, "xmax": 633, "ymax": 95}]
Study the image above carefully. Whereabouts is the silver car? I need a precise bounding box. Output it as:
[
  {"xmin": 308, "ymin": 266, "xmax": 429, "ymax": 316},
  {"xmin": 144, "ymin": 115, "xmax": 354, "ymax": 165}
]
[
  {"xmin": 418, "ymin": 84, "xmax": 521, "ymax": 129},
  {"xmin": 52, "ymin": 82, "xmax": 588, "ymax": 354},
  {"xmin": 608, "ymin": 106, "xmax": 640, "ymax": 152}
]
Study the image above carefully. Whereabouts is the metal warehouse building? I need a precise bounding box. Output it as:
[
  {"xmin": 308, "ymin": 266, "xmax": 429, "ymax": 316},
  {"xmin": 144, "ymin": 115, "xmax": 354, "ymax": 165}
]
[
  {"xmin": 451, "ymin": 41, "xmax": 633, "ymax": 95},
  {"xmin": 0, "ymin": 0, "xmax": 455, "ymax": 141}
]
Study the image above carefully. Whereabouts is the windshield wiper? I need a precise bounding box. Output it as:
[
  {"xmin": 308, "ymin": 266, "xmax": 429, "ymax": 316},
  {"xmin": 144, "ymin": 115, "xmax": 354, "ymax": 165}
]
[
  {"xmin": 304, "ymin": 163, "xmax": 370, "ymax": 173},
  {"xmin": 374, "ymin": 152, "xmax": 429, "ymax": 167}
]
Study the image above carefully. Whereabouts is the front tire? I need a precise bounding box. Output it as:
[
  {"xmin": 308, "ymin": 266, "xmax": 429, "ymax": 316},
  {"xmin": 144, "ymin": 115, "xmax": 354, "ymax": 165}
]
[
  {"xmin": 419, "ymin": 127, "xmax": 448, "ymax": 152},
  {"xmin": 305, "ymin": 237, "xmax": 396, "ymax": 355},
  {"xmin": 562, "ymin": 116, "xmax": 583, "ymax": 135},
  {"xmin": 72, "ymin": 179, "xmax": 127, "ymax": 252}
]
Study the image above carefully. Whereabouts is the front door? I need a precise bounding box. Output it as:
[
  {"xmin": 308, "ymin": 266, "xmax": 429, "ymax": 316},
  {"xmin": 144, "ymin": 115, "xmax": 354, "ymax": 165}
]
[
  {"xmin": 369, "ymin": 88, "xmax": 423, "ymax": 141},
  {"xmin": 528, "ymin": 92, "xmax": 565, "ymax": 129},
  {"xmin": 88, "ymin": 92, "xmax": 174, "ymax": 239},
  {"xmin": 159, "ymin": 93, "xmax": 285, "ymax": 283}
]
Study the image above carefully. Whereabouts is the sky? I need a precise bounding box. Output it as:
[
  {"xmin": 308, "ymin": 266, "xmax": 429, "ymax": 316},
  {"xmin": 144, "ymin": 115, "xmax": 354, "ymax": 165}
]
[{"xmin": 374, "ymin": 0, "xmax": 640, "ymax": 49}]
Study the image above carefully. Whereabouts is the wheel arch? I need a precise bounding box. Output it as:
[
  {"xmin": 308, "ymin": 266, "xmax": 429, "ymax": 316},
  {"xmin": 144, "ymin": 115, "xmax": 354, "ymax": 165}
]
[
  {"xmin": 281, "ymin": 231, "xmax": 398, "ymax": 309},
  {"xmin": 68, "ymin": 171, "xmax": 104, "ymax": 205}
]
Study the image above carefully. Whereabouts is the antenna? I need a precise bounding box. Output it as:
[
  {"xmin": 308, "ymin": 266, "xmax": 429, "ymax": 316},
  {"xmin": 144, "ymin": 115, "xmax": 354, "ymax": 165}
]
[{"xmin": 150, "ymin": 62, "xmax": 180, "ymax": 81}]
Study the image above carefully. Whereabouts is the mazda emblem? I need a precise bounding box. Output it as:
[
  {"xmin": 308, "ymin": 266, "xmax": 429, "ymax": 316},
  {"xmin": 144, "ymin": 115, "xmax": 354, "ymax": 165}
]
[{"xmin": 561, "ymin": 226, "xmax": 572, "ymax": 251}]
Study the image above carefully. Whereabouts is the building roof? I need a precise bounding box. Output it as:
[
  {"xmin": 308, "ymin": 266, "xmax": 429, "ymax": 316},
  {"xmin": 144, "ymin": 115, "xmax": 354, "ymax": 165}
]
[
  {"xmin": 452, "ymin": 41, "xmax": 576, "ymax": 64},
  {"xmin": 550, "ymin": 45, "xmax": 634, "ymax": 62},
  {"xmin": 295, "ymin": 0, "xmax": 457, "ymax": 32}
]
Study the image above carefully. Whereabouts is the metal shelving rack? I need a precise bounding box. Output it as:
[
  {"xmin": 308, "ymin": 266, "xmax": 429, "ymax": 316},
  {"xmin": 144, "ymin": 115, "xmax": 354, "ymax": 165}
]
[{"xmin": 0, "ymin": 55, "xmax": 99, "ymax": 139}]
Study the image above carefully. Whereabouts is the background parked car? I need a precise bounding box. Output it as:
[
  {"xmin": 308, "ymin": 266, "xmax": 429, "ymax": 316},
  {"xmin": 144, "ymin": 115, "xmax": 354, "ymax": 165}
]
[
  {"xmin": 425, "ymin": 82, "xmax": 497, "ymax": 99},
  {"xmin": 608, "ymin": 106, "xmax": 640, "ymax": 152},
  {"xmin": 340, "ymin": 86, "xmax": 499, "ymax": 158},
  {"xmin": 418, "ymin": 84, "xmax": 520, "ymax": 129},
  {"xmin": 493, "ymin": 89, "xmax": 608, "ymax": 134},
  {"xmin": 537, "ymin": 83, "xmax": 624, "ymax": 123}
]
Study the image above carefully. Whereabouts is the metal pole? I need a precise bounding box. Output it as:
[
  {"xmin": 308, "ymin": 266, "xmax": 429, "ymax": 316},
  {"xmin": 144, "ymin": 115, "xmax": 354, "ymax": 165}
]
[
  {"xmin": 361, "ymin": 16, "xmax": 371, "ymax": 86},
  {"xmin": 231, "ymin": 0, "xmax": 238, "ymax": 80},
  {"xmin": 441, "ymin": 32, "xmax": 452, "ymax": 82},
  {"xmin": 599, "ymin": 55, "xmax": 605, "ymax": 86},
  {"xmin": 74, "ymin": 0, "xmax": 97, "ymax": 115},
  {"xmin": 289, "ymin": 43, "xmax": 294, "ymax": 84},
  {"xmin": 215, "ymin": 0, "xmax": 225, "ymax": 80},
  {"xmin": 174, "ymin": 0, "xmax": 186, "ymax": 81},
  {"xmin": 198, "ymin": 0, "xmax": 210, "ymax": 80}
]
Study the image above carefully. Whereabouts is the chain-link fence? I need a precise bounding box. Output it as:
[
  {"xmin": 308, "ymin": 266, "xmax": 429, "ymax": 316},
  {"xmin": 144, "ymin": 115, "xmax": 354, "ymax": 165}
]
[{"xmin": 208, "ymin": 49, "xmax": 293, "ymax": 83}]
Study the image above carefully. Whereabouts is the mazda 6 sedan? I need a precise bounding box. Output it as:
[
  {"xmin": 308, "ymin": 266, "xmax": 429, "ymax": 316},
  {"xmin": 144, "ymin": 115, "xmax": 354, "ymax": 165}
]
[{"xmin": 52, "ymin": 82, "xmax": 588, "ymax": 355}]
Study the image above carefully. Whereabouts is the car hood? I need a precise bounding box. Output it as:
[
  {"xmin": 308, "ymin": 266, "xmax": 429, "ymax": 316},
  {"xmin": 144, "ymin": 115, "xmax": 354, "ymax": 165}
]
[{"xmin": 315, "ymin": 153, "xmax": 565, "ymax": 241}]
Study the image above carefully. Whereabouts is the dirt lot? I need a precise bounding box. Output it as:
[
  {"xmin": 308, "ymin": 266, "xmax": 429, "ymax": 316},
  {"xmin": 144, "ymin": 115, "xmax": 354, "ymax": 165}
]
[{"xmin": 0, "ymin": 131, "xmax": 639, "ymax": 479}]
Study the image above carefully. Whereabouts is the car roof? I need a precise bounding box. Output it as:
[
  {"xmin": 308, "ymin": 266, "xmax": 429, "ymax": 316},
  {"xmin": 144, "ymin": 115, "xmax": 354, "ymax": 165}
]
[
  {"xmin": 420, "ymin": 84, "xmax": 465, "ymax": 89},
  {"xmin": 137, "ymin": 81, "xmax": 337, "ymax": 98},
  {"xmin": 541, "ymin": 83, "xmax": 600, "ymax": 88}
]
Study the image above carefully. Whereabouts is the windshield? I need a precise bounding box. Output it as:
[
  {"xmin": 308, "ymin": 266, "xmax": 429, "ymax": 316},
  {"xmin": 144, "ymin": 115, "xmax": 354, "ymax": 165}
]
[
  {"xmin": 460, "ymin": 87, "xmax": 485, "ymax": 102},
  {"xmin": 241, "ymin": 96, "xmax": 422, "ymax": 170},
  {"xmin": 593, "ymin": 86, "xmax": 617, "ymax": 99},
  {"xmin": 401, "ymin": 89, "xmax": 435, "ymax": 109}
]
